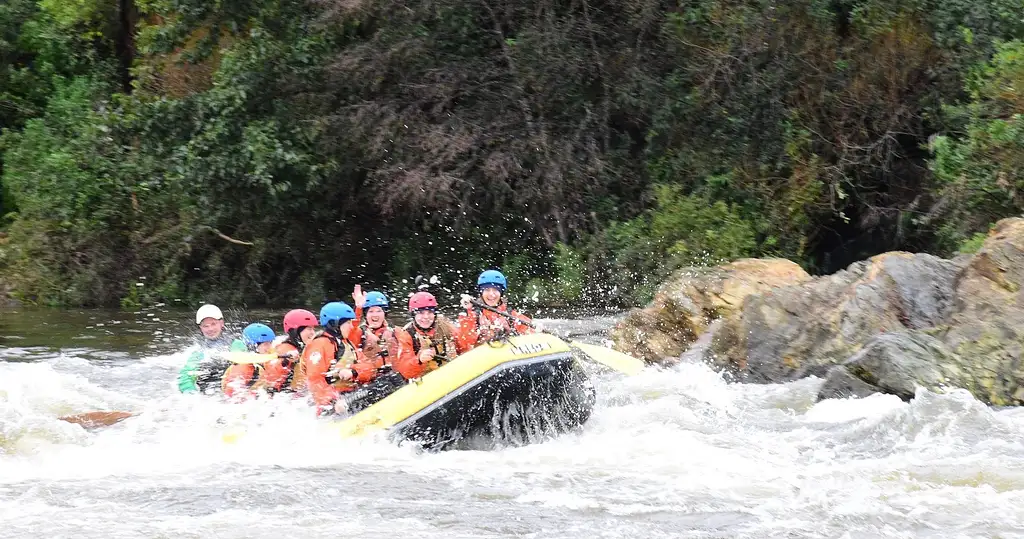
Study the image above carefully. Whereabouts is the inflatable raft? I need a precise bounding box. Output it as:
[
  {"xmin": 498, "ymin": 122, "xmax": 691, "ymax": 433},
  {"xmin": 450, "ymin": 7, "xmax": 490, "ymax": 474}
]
[{"xmin": 332, "ymin": 333, "xmax": 596, "ymax": 450}]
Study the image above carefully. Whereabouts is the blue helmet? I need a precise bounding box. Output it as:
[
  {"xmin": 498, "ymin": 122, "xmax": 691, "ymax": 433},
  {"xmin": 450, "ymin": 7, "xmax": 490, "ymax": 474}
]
[
  {"xmin": 242, "ymin": 323, "xmax": 276, "ymax": 346},
  {"xmin": 364, "ymin": 291, "xmax": 389, "ymax": 311},
  {"xmin": 320, "ymin": 301, "xmax": 356, "ymax": 327},
  {"xmin": 477, "ymin": 270, "xmax": 507, "ymax": 292}
]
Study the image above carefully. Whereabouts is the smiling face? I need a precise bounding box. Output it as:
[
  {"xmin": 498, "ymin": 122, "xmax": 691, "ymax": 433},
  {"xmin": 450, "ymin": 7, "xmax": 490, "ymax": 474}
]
[
  {"xmin": 199, "ymin": 318, "xmax": 225, "ymax": 339},
  {"xmin": 480, "ymin": 286, "xmax": 502, "ymax": 307},
  {"xmin": 366, "ymin": 306, "xmax": 386, "ymax": 328},
  {"xmin": 413, "ymin": 309, "xmax": 436, "ymax": 329},
  {"xmin": 299, "ymin": 326, "xmax": 316, "ymax": 345}
]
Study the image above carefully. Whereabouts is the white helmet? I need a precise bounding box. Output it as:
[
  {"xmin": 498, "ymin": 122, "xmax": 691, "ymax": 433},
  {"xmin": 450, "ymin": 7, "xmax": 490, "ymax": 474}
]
[{"xmin": 195, "ymin": 304, "xmax": 224, "ymax": 324}]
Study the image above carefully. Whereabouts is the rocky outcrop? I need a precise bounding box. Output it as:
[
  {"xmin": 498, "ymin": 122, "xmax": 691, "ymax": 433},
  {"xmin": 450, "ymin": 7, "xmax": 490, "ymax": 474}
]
[
  {"xmin": 706, "ymin": 251, "xmax": 962, "ymax": 382},
  {"xmin": 0, "ymin": 232, "xmax": 16, "ymax": 307},
  {"xmin": 700, "ymin": 217, "xmax": 1024, "ymax": 405},
  {"xmin": 817, "ymin": 331, "xmax": 975, "ymax": 402},
  {"xmin": 817, "ymin": 366, "xmax": 879, "ymax": 400},
  {"xmin": 616, "ymin": 216, "xmax": 1024, "ymax": 405},
  {"xmin": 940, "ymin": 218, "xmax": 1024, "ymax": 405},
  {"xmin": 610, "ymin": 258, "xmax": 810, "ymax": 363}
]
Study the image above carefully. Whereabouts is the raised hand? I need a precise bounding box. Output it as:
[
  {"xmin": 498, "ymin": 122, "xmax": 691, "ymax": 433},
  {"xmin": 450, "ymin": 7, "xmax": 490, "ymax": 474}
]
[{"xmin": 352, "ymin": 284, "xmax": 366, "ymax": 308}]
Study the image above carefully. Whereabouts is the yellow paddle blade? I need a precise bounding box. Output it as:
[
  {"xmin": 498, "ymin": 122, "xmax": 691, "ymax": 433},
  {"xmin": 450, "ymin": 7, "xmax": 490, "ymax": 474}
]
[
  {"xmin": 224, "ymin": 352, "xmax": 278, "ymax": 365},
  {"xmin": 569, "ymin": 341, "xmax": 646, "ymax": 376},
  {"xmin": 221, "ymin": 429, "xmax": 246, "ymax": 444}
]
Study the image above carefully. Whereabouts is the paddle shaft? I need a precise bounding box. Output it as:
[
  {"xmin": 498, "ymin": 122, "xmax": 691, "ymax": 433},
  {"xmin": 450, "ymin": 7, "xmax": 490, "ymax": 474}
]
[
  {"xmin": 470, "ymin": 299, "xmax": 645, "ymax": 375},
  {"xmin": 468, "ymin": 299, "xmax": 537, "ymax": 329}
]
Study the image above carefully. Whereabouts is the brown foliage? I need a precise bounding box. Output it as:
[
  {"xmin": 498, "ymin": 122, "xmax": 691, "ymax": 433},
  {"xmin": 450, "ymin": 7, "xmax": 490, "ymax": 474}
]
[{"xmin": 320, "ymin": 0, "xmax": 659, "ymax": 245}]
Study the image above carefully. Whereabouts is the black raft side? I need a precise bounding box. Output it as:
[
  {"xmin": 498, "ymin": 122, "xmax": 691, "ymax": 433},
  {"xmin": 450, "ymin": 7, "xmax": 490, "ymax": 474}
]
[{"xmin": 390, "ymin": 351, "xmax": 596, "ymax": 451}]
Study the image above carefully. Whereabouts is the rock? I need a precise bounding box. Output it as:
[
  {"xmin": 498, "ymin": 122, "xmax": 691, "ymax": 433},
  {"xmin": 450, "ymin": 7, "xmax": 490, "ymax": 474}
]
[
  {"xmin": 624, "ymin": 216, "xmax": 1024, "ymax": 406},
  {"xmin": 707, "ymin": 251, "xmax": 962, "ymax": 383},
  {"xmin": 821, "ymin": 331, "xmax": 974, "ymax": 401},
  {"xmin": 610, "ymin": 258, "xmax": 810, "ymax": 363},
  {"xmin": 818, "ymin": 366, "xmax": 880, "ymax": 400},
  {"xmin": 0, "ymin": 278, "xmax": 14, "ymax": 308},
  {"xmin": 940, "ymin": 217, "xmax": 1024, "ymax": 405}
]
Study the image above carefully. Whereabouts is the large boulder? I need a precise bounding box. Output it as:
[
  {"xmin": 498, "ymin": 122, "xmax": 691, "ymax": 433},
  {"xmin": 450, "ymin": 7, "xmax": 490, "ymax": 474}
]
[
  {"xmin": 610, "ymin": 258, "xmax": 810, "ymax": 363},
  {"xmin": 615, "ymin": 217, "xmax": 1024, "ymax": 406},
  {"xmin": 701, "ymin": 217, "xmax": 1024, "ymax": 405},
  {"xmin": 706, "ymin": 251, "xmax": 962, "ymax": 382},
  {"xmin": 817, "ymin": 331, "xmax": 975, "ymax": 402},
  {"xmin": 817, "ymin": 366, "xmax": 880, "ymax": 400},
  {"xmin": 940, "ymin": 218, "xmax": 1024, "ymax": 405}
]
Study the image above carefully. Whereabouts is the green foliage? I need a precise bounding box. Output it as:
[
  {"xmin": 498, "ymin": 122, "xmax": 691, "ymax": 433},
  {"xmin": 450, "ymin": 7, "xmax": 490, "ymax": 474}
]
[
  {"xmin": 39, "ymin": 0, "xmax": 110, "ymax": 32},
  {"xmin": 551, "ymin": 244, "xmax": 585, "ymax": 305},
  {"xmin": 596, "ymin": 184, "xmax": 759, "ymax": 303},
  {"xmin": 930, "ymin": 40, "xmax": 1024, "ymax": 252},
  {"xmin": 957, "ymin": 232, "xmax": 989, "ymax": 254},
  {"xmin": 0, "ymin": 76, "xmax": 175, "ymax": 305},
  {"xmin": 4, "ymin": 0, "xmax": 1024, "ymax": 309}
]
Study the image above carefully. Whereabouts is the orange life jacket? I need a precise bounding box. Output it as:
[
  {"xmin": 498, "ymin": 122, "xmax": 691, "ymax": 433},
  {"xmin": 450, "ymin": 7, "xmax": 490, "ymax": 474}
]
[
  {"xmin": 221, "ymin": 363, "xmax": 260, "ymax": 397},
  {"xmin": 454, "ymin": 302, "xmax": 533, "ymax": 351},
  {"xmin": 394, "ymin": 318, "xmax": 458, "ymax": 380}
]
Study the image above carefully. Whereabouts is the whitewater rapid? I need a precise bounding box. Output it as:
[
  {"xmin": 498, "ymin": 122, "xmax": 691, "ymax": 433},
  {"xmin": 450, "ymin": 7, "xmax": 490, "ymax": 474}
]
[{"xmin": 3, "ymin": 315, "xmax": 1024, "ymax": 538}]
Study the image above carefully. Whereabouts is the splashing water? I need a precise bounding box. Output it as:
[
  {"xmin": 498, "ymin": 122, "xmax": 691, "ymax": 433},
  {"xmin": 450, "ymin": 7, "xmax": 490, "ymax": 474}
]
[{"xmin": 3, "ymin": 312, "xmax": 1024, "ymax": 538}]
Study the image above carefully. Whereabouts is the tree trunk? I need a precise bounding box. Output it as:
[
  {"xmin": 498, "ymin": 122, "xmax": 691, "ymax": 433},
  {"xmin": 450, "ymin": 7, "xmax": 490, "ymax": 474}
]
[{"xmin": 116, "ymin": 0, "xmax": 137, "ymax": 93}]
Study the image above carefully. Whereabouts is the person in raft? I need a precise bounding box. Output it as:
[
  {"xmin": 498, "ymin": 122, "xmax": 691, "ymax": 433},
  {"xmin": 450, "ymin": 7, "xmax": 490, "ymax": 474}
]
[
  {"xmin": 300, "ymin": 297, "xmax": 385, "ymax": 415},
  {"xmin": 393, "ymin": 291, "xmax": 461, "ymax": 381},
  {"xmin": 353, "ymin": 291, "xmax": 399, "ymax": 369},
  {"xmin": 258, "ymin": 308, "xmax": 319, "ymax": 394},
  {"xmin": 455, "ymin": 270, "xmax": 534, "ymax": 351},
  {"xmin": 221, "ymin": 322, "xmax": 277, "ymax": 398},
  {"xmin": 177, "ymin": 304, "xmax": 246, "ymax": 394}
]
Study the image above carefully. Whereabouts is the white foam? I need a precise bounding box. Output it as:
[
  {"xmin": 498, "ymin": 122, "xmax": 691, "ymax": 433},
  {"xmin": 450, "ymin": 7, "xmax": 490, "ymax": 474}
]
[{"xmin": 5, "ymin": 326, "xmax": 1024, "ymax": 537}]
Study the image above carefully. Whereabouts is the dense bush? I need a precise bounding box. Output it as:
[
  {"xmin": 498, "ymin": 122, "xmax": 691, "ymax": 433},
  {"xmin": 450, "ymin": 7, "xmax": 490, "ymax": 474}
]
[
  {"xmin": 1, "ymin": 0, "xmax": 1023, "ymax": 308},
  {"xmin": 929, "ymin": 40, "xmax": 1024, "ymax": 251}
]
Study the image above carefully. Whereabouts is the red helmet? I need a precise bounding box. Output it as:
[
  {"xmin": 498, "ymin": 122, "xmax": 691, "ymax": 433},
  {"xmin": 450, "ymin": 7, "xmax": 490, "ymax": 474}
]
[
  {"xmin": 408, "ymin": 292, "xmax": 438, "ymax": 313},
  {"xmin": 283, "ymin": 309, "xmax": 318, "ymax": 333}
]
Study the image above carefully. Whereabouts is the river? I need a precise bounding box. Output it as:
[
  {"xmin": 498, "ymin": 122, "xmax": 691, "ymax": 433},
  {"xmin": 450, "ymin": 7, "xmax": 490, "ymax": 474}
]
[{"xmin": 3, "ymin": 306, "xmax": 1024, "ymax": 538}]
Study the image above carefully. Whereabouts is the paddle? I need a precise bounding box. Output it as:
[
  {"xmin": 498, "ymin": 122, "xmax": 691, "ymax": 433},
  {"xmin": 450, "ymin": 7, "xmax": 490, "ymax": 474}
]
[
  {"xmin": 466, "ymin": 298, "xmax": 646, "ymax": 375},
  {"xmin": 564, "ymin": 340, "xmax": 646, "ymax": 376},
  {"xmin": 58, "ymin": 410, "xmax": 135, "ymax": 429},
  {"xmin": 59, "ymin": 353, "xmax": 280, "ymax": 429},
  {"xmin": 224, "ymin": 351, "xmax": 284, "ymax": 365}
]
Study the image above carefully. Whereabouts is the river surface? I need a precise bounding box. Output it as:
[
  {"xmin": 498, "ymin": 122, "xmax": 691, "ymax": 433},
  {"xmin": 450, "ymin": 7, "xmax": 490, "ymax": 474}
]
[{"xmin": 3, "ymin": 306, "xmax": 1024, "ymax": 538}]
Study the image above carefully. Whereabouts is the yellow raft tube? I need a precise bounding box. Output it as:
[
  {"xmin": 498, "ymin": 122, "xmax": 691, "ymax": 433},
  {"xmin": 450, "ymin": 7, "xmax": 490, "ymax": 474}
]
[{"xmin": 331, "ymin": 333, "xmax": 596, "ymax": 450}]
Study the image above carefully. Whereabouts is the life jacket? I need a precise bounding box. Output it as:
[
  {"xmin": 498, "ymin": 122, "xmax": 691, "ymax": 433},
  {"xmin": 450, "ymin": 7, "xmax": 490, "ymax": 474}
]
[
  {"xmin": 319, "ymin": 331, "xmax": 359, "ymax": 390},
  {"xmin": 470, "ymin": 306, "xmax": 514, "ymax": 345},
  {"xmin": 403, "ymin": 319, "xmax": 455, "ymax": 360},
  {"xmin": 192, "ymin": 335, "xmax": 238, "ymax": 393},
  {"xmin": 221, "ymin": 363, "xmax": 261, "ymax": 396},
  {"xmin": 359, "ymin": 322, "xmax": 396, "ymax": 365},
  {"xmin": 261, "ymin": 338, "xmax": 302, "ymax": 393}
]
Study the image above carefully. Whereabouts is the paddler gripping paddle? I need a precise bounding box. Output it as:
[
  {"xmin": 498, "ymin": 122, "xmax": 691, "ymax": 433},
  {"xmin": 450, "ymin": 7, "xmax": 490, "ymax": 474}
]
[
  {"xmin": 466, "ymin": 298, "xmax": 646, "ymax": 375},
  {"xmin": 224, "ymin": 351, "xmax": 288, "ymax": 365},
  {"xmin": 59, "ymin": 352, "xmax": 290, "ymax": 430}
]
